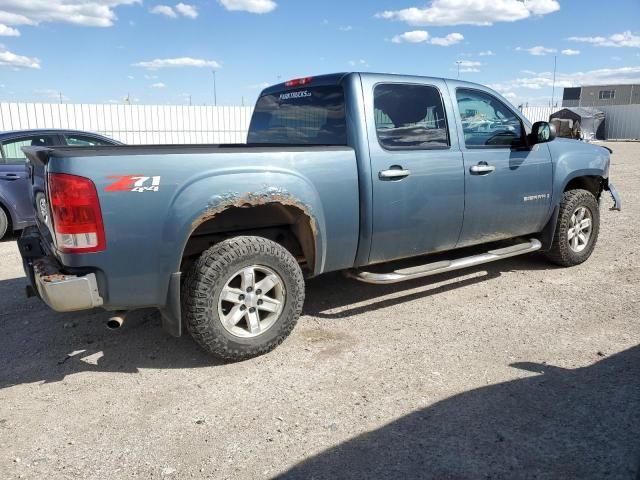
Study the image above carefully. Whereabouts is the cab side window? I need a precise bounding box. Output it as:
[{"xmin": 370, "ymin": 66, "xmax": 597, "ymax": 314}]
[
  {"xmin": 456, "ymin": 89, "xmax": 523, "ymax": 148},
  {"xmin": 0, "ymin": 135, "xmax": 55, "ymax": 164},
  {"xmin": 374, "ymin": 84, "xmax": 449, "ymax": 150}
]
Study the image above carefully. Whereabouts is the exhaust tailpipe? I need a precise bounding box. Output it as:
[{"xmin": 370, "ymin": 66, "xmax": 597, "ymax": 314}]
[{"xmin": 106, "ymin": 311, "xmax": 127, "ymax": 330}]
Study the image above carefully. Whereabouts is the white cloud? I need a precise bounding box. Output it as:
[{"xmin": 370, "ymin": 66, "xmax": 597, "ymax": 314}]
[
  {"xmin": 248, "ymin": 82, "xmax": 270, "ymax": 89},
  {"xmin": 392, "ymin": 30, "xmax": 429, "ymax": 43},
  {"xmin": 218, "ymin": 0, "xmax": 277, "ymax": 14},
  {"xmin": 478, "ymin": 50, "xmax": 495, "ymax": 56},
  {"xmin": 561, "ymin": 48, "xmax": 580, "ymax": 56},
  {"xmin": 175, "ymin": 3, "xmax": 198, "ymax": 18},
  {"xmin": 348, "ymin": 59, "xmax": 369, "ymax": 68},
  {"xmin": 127, "ymin": 75, "xmax": 134, "ymax": 79},
  {"xmin": 455, "ymin": 60, "xmax": 481, "ymax": 73},
  {"xmin": 0, "ymin": 23, "xmax": 19, "ymax": 36},
  {"xmin": 516, "ymin": 45, "xmax": 557, "ymax": 56},
  {"xmin": 151, "ymin": 3, "xmax": 198, "ymax": 19},
  {"xmin": 151, "ymin": 82, "xmax": 166, "ymax": 89},
  {"xmin": 392, "ymin": 30, "xmax": 463, "ymax": 46},
  {"xmin": 339, "ymin": 25, "xmax": 353, "ymax": 32},
  {"xmin": 568, "ymin": 31, "xmax": 640, "ymax": 48},
  {"xmin": 36, "ymin": 88, "xmax": 69, "ymax": 101},
  {"xmin": 150, "ymin": 5, "xmax": 177, "ymax": 17},
  {"xmin": 376, "ymin": 0, "xmax": 559, "ymax": 27},
  {"xmin": 0, "ymin": 0, "xmax": 140, "ymax": 28},
  {"xmin": 430, "ymin": 32, "xmax": 463, "ymax": 46},
  {"xmin": 133, "ymin": 57, "xmax": 221, "ymax": 69},
  {"xmin": 490, "ymin": 66, "xmax": 640, "ymax": 92},
  {"xmin": 0, "ymin": 48, "xmax": 40, "ymax": 69}
]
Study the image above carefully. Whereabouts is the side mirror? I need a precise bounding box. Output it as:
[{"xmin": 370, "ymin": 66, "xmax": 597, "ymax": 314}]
[{"xmin": 530, "ymin": 121, "xmax": 556, "ymax": 145}]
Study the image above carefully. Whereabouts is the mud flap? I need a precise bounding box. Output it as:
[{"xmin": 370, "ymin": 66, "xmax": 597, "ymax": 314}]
[
  {"xmin": 159, "ymin": 272, "xmax": 182, "ymax": 337},
  {"xmin": 539, "ymin": 205, "xmax": 560, "ymax": 252}
]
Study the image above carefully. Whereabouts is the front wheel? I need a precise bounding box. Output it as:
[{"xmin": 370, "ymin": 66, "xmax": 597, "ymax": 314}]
[
  {"xmin": 182, "ymin": 236, "xmax": 305, "ymax": 360},
  {"xmin": 544, "ymin": 189, "xmax": 600, "ymax": 267}
]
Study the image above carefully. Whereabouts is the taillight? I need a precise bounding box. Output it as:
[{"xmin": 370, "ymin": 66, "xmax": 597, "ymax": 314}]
[
  {"xmin": 48, "ymin": 173, "xmax": 106, "ymax": 253},
  {"xmin": 285, "ymin": 76, "xmax": 313, "ymax": 87}
]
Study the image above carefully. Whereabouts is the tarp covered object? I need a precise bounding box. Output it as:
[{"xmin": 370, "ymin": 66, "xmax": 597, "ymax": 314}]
[{"xmin": 550, "ymin": 107, "xmax": 605, "ymax": 140}]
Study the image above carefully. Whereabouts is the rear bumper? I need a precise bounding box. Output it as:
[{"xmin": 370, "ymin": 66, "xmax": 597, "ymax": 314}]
[
  {"xmin": 31, "ymin": 257, "xmax": 103, "ymax": 312},
  {"xmin": 19, "ymin": 228, "xmax": 103, "ymax": 312}
]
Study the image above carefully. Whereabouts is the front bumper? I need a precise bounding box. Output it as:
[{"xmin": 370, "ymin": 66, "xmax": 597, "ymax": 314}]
[{"xmin": 606, "ymin": 182, "xmax": 622, "ymax": 211}]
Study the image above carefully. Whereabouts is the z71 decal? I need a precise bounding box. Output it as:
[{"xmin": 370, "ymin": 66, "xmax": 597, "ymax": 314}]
[{"xmin": 105, "ymin": 175, "xmax": 161, "ymax": 193}]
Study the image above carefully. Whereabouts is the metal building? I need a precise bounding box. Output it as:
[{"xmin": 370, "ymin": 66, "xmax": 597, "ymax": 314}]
[
  {"xmin": 562, "ymin": 84, "xmax": 640, "ymax": 107},
  {"xmin": 557, "ymin": 84, "xmax": 640, "ymax": 139}
]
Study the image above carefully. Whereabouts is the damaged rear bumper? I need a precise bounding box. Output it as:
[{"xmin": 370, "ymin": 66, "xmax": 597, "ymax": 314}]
[
  {"xmin": 31, "ymin": 257, "xmax": 103, "ymax": 312},
  {"xmin": 19, "ymin": 228, "xmax": 103, "ymax": 312}
]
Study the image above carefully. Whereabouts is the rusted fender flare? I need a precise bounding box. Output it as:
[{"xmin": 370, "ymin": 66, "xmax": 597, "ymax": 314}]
[{"xmin": 162, "ymin": 169, "xmax": 328, "ymax": 276}]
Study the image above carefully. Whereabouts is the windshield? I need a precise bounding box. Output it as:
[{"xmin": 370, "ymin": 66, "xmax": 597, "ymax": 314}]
[{"xmin": 248, "ymin": 85, "xmax": 347, "ymax": 145}]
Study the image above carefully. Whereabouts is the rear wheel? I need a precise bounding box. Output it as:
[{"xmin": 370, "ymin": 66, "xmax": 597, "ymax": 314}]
[
  {"xmin": 0, "ymin": 207, "xmax": 8, "ymax": 241},
  {"xmin": 182, "ymin": 236, "xmax": 305, "ymax": 360},
  {"xmin": 544, "ymin": 189, "xmax": 600, "ymax": 267}
]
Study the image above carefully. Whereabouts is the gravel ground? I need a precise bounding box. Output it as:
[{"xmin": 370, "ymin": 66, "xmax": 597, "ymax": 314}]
[{"xmin": 0, "ymin": 142, "xmax": 638, "ymax": 480}]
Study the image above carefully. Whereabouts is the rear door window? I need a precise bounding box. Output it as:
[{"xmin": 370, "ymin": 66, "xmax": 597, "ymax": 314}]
[
  {"xmin": 248, "ymin": 86, "xmax": 346, "ymax": 145},
  {"xmin": 0, "ymin": 135, "xmax": 56, "ymax": 164},
  {"xmin": 374, "ymin": 83, "xmax": 449, "ymax": 150}
]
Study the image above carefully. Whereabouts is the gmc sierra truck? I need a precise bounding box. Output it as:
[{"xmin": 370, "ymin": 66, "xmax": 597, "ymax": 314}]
[{"xmin": 19, "ymin": 72, "xmax": 621, "ymax": 360}]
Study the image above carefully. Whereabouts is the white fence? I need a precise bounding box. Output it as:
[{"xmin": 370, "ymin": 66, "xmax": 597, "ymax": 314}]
[
  {"xmin": 0, "ymin": 103, "xmax": 254, "ymax": 144},
  {"xmin": 1, "ymin": 102, "xmax": 637, "ymax": 143}
]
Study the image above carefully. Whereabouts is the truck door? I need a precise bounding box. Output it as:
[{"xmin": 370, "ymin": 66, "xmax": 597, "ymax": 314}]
[
  {"xmin": 452, "ymin": 87, "xmax": 552, "ymax": 247},
  {"xmin": 363, "ymin": 79, "xmax": 465, "ymax": 264}
]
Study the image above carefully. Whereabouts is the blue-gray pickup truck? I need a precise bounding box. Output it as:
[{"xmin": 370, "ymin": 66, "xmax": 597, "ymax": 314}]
[{"xmin": 19, "ymin": 72, "xmax": 621, "ymax": 360}]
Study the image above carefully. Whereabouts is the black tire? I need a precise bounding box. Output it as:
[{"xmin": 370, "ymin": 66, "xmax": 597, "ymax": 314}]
[
  {"xmin": 544, "ymin": 189, "xmax": 600, "ymax": 267},
  {"xmin": 0, "ymin": 207, "xmax": 8, "ymax": 241},
  {"xmin": 182, "ymin": 236, "xmax": 305, "ymax": 360}
]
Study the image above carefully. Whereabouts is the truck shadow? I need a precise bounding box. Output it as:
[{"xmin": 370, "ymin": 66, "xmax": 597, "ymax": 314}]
[
  {"xmin": 276, "ymin": 345, "xmax": 640, "ymax": 479},
  {"xmin": 0, "ymin": 252, "xmax": 558, "ymax": 389}
]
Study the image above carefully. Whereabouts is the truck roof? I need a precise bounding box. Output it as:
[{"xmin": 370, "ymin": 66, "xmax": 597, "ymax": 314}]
[{"xmin": 260, "ymin": 72, "xmax": 491, "ymax": 96}]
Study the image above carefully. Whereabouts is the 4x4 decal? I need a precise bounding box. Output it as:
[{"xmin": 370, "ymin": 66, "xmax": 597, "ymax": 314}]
[{"xmin": 105, "ymin": 175, "xmax": 161, "ymax": 193}]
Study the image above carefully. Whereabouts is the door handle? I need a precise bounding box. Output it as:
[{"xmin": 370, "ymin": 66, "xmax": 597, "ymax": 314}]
[
  {"xmin": 0, "ymin": 173, "xmax": 21, "ymax": 181},
  {"xmin": 469, "ymin": 163, "xmax": 496, "ymax": 175},
  {"xmin": 379, "ymin": 168, "xmax": 411, "ymax": 180}
]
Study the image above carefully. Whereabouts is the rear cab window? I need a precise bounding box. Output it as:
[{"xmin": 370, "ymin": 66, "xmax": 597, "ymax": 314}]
[{"xmin": 248, "ymin": 85, "xmax": 347, "ymax": 145}]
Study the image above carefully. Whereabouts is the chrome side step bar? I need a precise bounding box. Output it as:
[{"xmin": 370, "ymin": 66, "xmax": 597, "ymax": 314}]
[{"xmin": 346, "ymin": 238, "xmax": 542, "ymax": 285}]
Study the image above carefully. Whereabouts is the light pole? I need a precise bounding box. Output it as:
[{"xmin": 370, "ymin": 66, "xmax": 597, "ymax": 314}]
[
  {"xmin": 212, "ymin": 70, "xmax": 217, "ymax": 106},
  {"xmin": 456, "ymin": 60, "xmax": 462, "ymax": 80},
  {"xmin": 551, "ymin": 55, "xmax": 557, "ymax": 108}
]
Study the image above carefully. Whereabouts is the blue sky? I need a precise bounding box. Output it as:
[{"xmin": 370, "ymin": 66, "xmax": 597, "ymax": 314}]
[{"xmin": 0, "ymin": 0, "xmax": 639, "ymax": 106}]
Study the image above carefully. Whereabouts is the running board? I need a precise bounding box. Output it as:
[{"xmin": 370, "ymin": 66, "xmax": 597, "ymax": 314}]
[{"xmin": 346, "ymin": 238, "xmax": 542, "ymax": 285}]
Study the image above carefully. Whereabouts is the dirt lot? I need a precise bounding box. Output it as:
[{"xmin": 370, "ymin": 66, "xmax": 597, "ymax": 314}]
[{"xmin": 0, "ymin": 142, "xmax": 638, "ymax": 480}]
